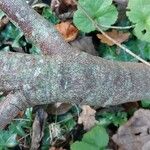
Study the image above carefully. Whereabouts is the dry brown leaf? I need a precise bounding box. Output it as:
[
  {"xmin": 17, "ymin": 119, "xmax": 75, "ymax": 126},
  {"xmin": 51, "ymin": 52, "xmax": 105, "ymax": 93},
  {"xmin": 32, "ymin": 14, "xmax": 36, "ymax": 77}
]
[
  {"xmin": 112, "ymin": 109, "xmax": 150, "ymax": 150},
  {"xmin": 78, "ymin": 105, "xmax": 97, "ymax": 130},
  {"xmin": 31, "ymin": 108, "xmax": 47, "ymax": 150},
  {"xmin": 63, "ymin": 0, "xmax": 76, "ymax": 6},
  {"xmin": 70, "ymin": 36, "xmax": 98, "ymax": 56},
  {"xmin": 0, "ymin": 16, "xmax": 9, "ymax": 29},
  {"xmin": 55, "ymin": 21, "xmax": 78, "ymax": 42},
  {"xmin": 97, "ymin": 29, "xmax": 130, "ymax": 46},
  {"xmin": 122, "ymin": 102, "xmax": 139, "ymax": 112},
  {"xmin": 51, "ymin": 0, "xmax": 76, "ymax": 15},
  {"xmin": 46, "ymin": 102, "xmax": 72, "ymax": 115},
  {"xmin": 17, "ymin": 111, "xmax": 24, "ymax": 118}
]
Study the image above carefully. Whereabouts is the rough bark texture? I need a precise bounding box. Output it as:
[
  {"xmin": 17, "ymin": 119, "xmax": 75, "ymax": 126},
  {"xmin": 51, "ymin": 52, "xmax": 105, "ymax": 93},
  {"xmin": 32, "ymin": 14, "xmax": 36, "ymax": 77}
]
[
  {"xmin": 0, "ymin": 0, "xmax": 150, "ymax": 128},
  {"xmin": 0, "ymin": 0, "xmax": 76, "ymax": 55},
  {"xmin": 0, "ymin": 52, "xmax": 150, "ymax": 128}
]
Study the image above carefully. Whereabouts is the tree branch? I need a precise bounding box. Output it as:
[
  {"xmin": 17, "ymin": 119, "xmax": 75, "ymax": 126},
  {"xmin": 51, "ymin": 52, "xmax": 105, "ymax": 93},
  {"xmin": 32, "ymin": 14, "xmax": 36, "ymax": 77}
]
[
  {"xmin": 0, "ymin": 0, "xmax": 150, "ymax": 129},
  {"xmin": 0, "ymin": 0, "xmax": 75, "ymax": 55},
  {"xmin": 0, "ymin": 51, "xmax": 150, "ymax": 106},
  {"xmin": 0, "ymin": 90, "xmax": 29, "ymax": 129}
]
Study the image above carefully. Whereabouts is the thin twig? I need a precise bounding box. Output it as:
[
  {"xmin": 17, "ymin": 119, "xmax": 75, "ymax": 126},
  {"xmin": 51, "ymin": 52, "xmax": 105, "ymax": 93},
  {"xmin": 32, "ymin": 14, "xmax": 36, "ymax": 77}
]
[
  {"xmin": 100, "ymin": 24, "xmax": 135, "ymax": 30},
  {"xmin": 75, "ymin": 1, "xmax": 150, "ymax": 67}
]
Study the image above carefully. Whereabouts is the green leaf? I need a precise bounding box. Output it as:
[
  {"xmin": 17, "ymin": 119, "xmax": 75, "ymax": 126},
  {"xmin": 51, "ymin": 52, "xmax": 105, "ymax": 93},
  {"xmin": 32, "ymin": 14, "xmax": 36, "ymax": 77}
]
[
  {"xmin": 98, "ymin": 39, "xmax": 150, "ymax": 61},
  {"xmin": 71, "ymin": 125, "xmax": 109, "ymax": 150},
  {"xmin": 5, "ymin": 134, "xmax": 18, "ymax": 148},
  {"xmin": 42, "ymin": 7, "xmax": 60, "ymax": 24},
  {"xmin": 71, "ymin": 141, "xmax": 99, "ymax": 150},
  {"xmin": 0, "ymin": 23, "xmax": 21, "ymax": 41},
  {"xmin": 82, "ymin": 125, "xmax": 109, "ymax": 148},
  {"xmin": 73, "ymin": 0, "xmax": 118, "ymax": 33},
  {"xmin": 0, "ymin": 130, "xmax": 18, "ymax": 149},
  {"xmin": 9, "ymin": 122, "xmax": 26, "ymax": 137},
  {"xmin": 61, "ymin": 113, "xmax": 76, "ymax": 131},
  {"xmin": 12, "ymin": 31, "xmax": 24, "ymax": 48},
  {"xmin": 141, "ymin": 99, "xmax": 150, "ymax": 108},
  {"xmin": 127, "ymin": 0, "xmax": 150, "ymax": 42},
  {"xmin": 98, "ymin": 111, "xmax": 127, "ymax": 127}
]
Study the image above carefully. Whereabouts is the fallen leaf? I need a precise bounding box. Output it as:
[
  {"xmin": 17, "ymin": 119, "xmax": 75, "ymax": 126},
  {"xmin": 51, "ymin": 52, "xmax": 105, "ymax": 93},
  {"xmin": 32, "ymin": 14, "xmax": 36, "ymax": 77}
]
[
  {"xmin": 51, "ymin": 0, "xmax": 76, "ymax": 15},
  {"xmin": 112, "ymin": 109, "xmax": 150, "ymax": 150},
  {"xmin": 46, "ymin": 103, "xmax": 72, "ymax": 115},
  {"xmin": 0, "ymin": 16, "xmax": 9, "ymax": 29},
  {"xmin": 17, "ymin": 111, "xmax": 24, "ymax": 118},
  {"xmin": 78, "ymin": 105, "xmax": 97, "ymax": 130},
  {"xmin": 97, "ymin": 29, "xmax": 130, "ymax": 46},
  {"xmin": 63, "ymin": 0, "xmax": 76, "ymax": 6},
  {"xmin": 122, "ymin": 102, "xmax": 139, "ymax": 112},
  {"xmin": 70, "ymin": 36, "xmax": 98, "ymax": 56},
  {"xmin": 55, "ymin": 21, "xmax": 78, "ymax": 42},
  {"xmin": 31, "ymin": 108, "xmax": 47, "ymax": 150}
]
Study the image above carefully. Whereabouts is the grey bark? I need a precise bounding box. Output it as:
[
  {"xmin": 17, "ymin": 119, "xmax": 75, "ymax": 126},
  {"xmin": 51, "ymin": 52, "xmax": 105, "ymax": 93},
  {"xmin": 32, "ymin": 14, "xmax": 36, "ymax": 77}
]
[
  {"xmin": 0, "ymin": 51, "xmax": 150, "ymax": 128},
  {"xmin": 0, "ymin": 0, "xmax": 76, "ymax": 55},
  {"xmin": 0, "ymin": 0, "xmax": 150, "ymax": 129}
]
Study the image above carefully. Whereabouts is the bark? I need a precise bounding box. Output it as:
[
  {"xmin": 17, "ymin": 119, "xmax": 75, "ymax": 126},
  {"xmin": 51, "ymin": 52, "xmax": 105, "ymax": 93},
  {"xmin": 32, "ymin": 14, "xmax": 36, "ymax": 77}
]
[
  {"xmin": 0, "ymin": 0, "xmax": 76, "ymax": 55},
  {"xmin": 0, "ymin": 0, "xmax": 150, "ymax": 128},
  {"xmin": 0, "ymin": 51, "xmax": 150, "ymax": 128}
]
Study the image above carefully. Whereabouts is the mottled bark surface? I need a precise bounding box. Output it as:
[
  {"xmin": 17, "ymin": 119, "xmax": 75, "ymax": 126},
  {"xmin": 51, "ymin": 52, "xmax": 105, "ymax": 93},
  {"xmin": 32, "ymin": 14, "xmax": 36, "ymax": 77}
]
[
  {"xmin": 0, "ymin": 0, "xmax": 76, "ymax": 55},
  {"xmin": 0, "ymin": 0, "xmax": 150, "ymax": 128},
  {"xmin": 0, "ymin": 51, "xmax": 150, "ymax": 105},
  {"xmin": 0, "ymin": 47, "xmax": 150, "ymax": 129}
]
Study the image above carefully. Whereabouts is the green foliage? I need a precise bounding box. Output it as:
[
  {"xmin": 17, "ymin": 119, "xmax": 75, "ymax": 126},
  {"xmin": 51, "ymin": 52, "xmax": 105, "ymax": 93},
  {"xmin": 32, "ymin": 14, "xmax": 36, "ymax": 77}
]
[
  {"xmin": 97, "ymin": 111, "xmax": 127, "ymax": 127},
  {"xmin": 1, "ymin": 0, "xmax": 150, "ymax": 149},
  {"xmin": 141, "ymin": 99, "xmax": 150, "ymax": 108},
  {"xmin": 0, "ymin": 23, "xmax": 22, "ymax": 43},
  {"xmin": 41, "ymin": 127, "xmax": 51, "ymax": 150},
  {"xmin": 71, "ymin": 125, "xmax": 109, "ymax": 150},
  {"xmin": 98, "ymin": 39, "xmax": 150, "ymax": 61},
  {"xmin": 127, "ymin": 0, "xmax": 150, "ymax": 42},
  {"xmin": 0, "ymin": 23, "xmax": 27, "ymax": 51},
  {"xmin": 61, "ymin": 113, "xmax": 76, "ymax": 131},
  {"xmin": 73, "ymin": 0, "xmax": 118, "ymax": 33},
  {"xmin": 0, "ymin": 131, "xmax": 18, "ymax": 149},
  {"xmin": 42, "ymin": 7, "xmax": 60, "ymax": 24},
  {"xmin": 0, "ymin": 108, "xmax": 33, "ymax": 149}
]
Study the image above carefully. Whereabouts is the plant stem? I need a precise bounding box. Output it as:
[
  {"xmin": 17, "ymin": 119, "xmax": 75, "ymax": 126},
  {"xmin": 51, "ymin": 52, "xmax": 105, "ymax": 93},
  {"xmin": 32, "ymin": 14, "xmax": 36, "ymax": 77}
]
[{"xmin": 100, "ymin": 25, "xmax": 135, "ymax": 30}]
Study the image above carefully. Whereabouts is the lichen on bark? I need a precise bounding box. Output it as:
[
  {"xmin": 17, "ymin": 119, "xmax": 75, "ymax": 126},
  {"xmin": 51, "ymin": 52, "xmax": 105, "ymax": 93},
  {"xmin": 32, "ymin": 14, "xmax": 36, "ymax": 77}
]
[{"xmin": 0, "ymin": 0, "xmax": 150, "ymax": 129}]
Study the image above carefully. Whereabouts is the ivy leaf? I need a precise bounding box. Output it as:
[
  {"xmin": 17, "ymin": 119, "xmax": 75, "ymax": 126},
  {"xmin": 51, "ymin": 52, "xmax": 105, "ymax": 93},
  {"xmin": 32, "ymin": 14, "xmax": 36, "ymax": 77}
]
[
  {"xmin": 9, "ymin": 122, "xmax": 26, "ymax": 137},
  {"xmin": 71, "ymin": 141, "xmax": 99, "ymax": 150},
  {"xmin": 73, "ymin": 0, "xmax": 118, "ymax": 33},
  {"xmin": 127, "ymin": 0, "xmax": 150, "ymax": 42},
  {"xmin": 82, "ymin": 125, "xmax": 109, "ymax": 148},
  {"xmin": 71, "ymin": 125, "xmax": 109, "ymax": 150},
  {"xmin": 98, "ymin": 111, "xmax": 127, "ymax": 127},
  {"xmin": 42, "ymin": 7, "xmax": 59, "ymax": 24},
  {"xmin": 141, "ymin": 99, "xmax": 150, "ymax": 108},
  {"xmin": 0, "ymin": 130, "xmax": 18, "ymax": 149},
  {"xmin": 98, "ymin": 39, "xmax": 150, "ymax": 62}
]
